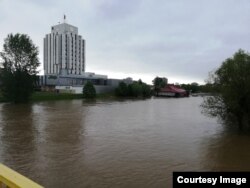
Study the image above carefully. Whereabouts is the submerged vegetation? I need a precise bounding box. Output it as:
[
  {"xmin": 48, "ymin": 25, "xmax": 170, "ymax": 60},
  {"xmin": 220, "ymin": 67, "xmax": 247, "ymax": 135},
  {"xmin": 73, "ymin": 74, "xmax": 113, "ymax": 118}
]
[
  {"xmin": 202, "ymin": 49, "xmax": 250, "ymax": 130},
  {"xmin": 115, "ymin": 79, "xmax": 152, "ymax": 98}
]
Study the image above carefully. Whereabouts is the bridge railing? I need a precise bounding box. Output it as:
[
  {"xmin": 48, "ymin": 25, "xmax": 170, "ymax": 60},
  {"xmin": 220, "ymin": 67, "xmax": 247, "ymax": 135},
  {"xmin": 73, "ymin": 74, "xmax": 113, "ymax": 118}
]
[{"xmin": 0, "ymin": 163, "xmax": 43, "ymax": 188}]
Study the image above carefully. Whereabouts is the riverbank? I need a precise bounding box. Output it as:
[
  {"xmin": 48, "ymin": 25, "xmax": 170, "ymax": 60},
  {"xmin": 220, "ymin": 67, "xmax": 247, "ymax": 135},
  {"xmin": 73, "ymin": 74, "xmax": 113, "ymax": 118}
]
[
  {"xmin": 0, "ymin": 91, "xmax": 118, "ymax": 103},
  {"xmin": 31, "ymin": 92, "xmax": 83, "ymax": 101}
]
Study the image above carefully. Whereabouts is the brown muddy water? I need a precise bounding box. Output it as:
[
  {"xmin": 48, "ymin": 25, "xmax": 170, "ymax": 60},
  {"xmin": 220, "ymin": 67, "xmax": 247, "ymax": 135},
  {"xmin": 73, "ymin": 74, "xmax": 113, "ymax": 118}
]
[{"xmin": 0, "ymin": 97, "xmax": 250, "ymax": 187}]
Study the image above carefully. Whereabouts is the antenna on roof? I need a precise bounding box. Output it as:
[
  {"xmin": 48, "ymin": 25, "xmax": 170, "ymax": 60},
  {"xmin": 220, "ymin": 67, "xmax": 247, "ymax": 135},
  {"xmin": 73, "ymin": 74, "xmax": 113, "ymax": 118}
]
[{"xmin": 63, "ymin": 14, "xmax": 66, "ymax": 23}]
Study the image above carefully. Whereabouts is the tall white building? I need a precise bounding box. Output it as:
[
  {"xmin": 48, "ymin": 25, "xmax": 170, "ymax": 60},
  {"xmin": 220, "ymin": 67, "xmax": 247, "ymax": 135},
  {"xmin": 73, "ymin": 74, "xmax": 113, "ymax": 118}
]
[
  {"xmin": 44, "ymin": 18, "xmax": 85, "ymax": 76},
  {"xmin": 41, "ymin": 17, "xmax": 119, "ymax": 94}
]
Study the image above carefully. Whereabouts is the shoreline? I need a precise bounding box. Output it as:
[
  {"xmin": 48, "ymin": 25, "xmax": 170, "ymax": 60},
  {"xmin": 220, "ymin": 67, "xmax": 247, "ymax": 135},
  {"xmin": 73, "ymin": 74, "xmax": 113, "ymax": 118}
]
[
  {"xmin": 0, "ymin": 91, "xmax": 198, "ymax": 104},
  {"xmin": 0, "ymin": 91, "xmax": 149, "ymax": 103}
]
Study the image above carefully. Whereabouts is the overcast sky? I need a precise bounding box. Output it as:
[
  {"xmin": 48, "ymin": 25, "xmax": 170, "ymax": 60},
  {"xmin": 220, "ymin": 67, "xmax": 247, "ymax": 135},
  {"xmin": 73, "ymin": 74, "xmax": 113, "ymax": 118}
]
[{"xmin": 1, "ymin": 0, "xmax": 250, "ymax": 84}]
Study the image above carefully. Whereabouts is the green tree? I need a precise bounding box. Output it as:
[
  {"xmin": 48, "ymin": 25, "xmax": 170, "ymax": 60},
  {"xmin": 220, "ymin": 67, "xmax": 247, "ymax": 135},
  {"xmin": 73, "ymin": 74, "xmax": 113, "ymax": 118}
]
[
  {"xmin": 115, "ymin": 82, "xmax": 128, "ymax": 97},
  {"xmin": 152, "ymin": 77, "xmax": 167, "ymax": 96},
  {"xmin": 181, "ymin": 82, "xmax": 200, "ymax": 93},
  {"xmin": 0, "ymin": 33, "xmax": 40, "ymax": 103},
  {"xmin": 130, "ymin": 82, "xmax": 142, "ymax": 97},
  {"xmin": 141, "ymin": 83, "xmax": 151, "ymax": 97},
  {"xmin": 83, "ymin": 81, "xmax": 96, "ymax": 99},
  {"xmin": 199, "ymin": 83, "xmax": 215, "ymax": 93},
  {"xmin": 180, "ymin": 84, "xmax": 191, "ymax": 92},
  {"xmin": 190, "ymin": 82, "xmax": 199, "ymax": 93},
  {"xmin": 115, "ymin": 80, "xmax": 152, "ymax": 98},
  {"xmin": 202, "ymin": 49, "xmax": 250, "ymax": 130}
]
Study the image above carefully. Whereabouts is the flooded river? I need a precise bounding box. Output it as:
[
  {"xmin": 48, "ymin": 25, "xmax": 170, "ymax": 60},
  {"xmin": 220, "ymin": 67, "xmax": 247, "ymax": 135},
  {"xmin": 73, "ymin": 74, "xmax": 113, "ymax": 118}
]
[{"xmin": 0, "ymin": 97, "xmax": 250, "ymax": 187}]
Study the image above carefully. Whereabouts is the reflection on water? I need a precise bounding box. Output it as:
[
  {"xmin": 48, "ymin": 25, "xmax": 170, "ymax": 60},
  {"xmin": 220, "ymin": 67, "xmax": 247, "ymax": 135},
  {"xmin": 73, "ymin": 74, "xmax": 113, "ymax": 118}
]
[
  {"xmin": 0, "ymin": 97, "xmax": 250, "ymax": 187},
  {"xmin": 201, "ymin": 130, "xmax": 250, "ymax": 171}
]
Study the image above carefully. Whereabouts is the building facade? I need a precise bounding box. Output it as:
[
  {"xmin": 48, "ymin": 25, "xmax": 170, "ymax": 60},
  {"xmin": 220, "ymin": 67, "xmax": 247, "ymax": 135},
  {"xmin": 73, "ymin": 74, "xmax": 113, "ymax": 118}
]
[
  {"xmin": 44, "ymin": 21, "xmax": 85, "ymax": 76},
  {"xmin": 41, "ymin": 18, "xmax": 132, "ymax": 94}
]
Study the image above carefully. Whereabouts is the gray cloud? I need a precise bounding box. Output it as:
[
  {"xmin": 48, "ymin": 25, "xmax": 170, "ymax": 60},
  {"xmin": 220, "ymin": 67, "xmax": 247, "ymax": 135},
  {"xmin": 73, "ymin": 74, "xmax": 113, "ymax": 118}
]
[
  {"xmin": 95, "ymin": 0, "xmax": 142, "ymax": 20},
  {"xmin": 1, "ymin": 0, "xmax": 250, "ymax": 84}
]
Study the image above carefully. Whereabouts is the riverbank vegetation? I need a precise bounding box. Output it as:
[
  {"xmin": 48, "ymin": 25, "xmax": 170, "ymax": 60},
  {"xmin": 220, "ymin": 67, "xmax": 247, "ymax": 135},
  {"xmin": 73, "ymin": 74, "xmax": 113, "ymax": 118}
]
[
  {"xmin": 83, "ymin": 81, "xmax": 96, "ymax": 99},
  {"xmin": 31, "ymin": 92, "xmax": 83, "ymax": 101},
  {"xmin": 152, "ymin": 76, "xmax": 214, "ymax": 95},
  {"xmin": 115, "ymin": 79, "xmax": 151, "ymax": 98},
  {"xmin": 202, "ymin": 49, "xmax": 250, "ymax": 130},
  {"xmin": 152, "ymin": 77, "xmax": 167, "ymax": 96},
  {"xmin": 0, "ymin": 33, "xmax": 40, "ymax": 103},
  {"xmin": 0, "ymin": 91, "xmax": 119, "ymax": 103},
  {"xmin": 0, "ymin": 92, "xmax": 8, "ymax": 102}
]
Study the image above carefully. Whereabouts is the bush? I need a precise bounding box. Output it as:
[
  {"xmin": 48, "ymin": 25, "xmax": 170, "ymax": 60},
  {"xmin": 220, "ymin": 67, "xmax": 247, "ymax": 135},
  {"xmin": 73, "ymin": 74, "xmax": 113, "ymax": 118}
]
[
  {"xmin": 141, "ymin": 83, "xmax": 152, "ymax": 97},
  {"xmin": 130, "ymin": 82, "xmax": 142, "ymax": 97},
  {"xmin": 83, "ymin": 81, "xmax": 96, "ymax": 99},
  {"xmin": 115, "ymin": 82, "xmax": 128, "ymax": 96}
]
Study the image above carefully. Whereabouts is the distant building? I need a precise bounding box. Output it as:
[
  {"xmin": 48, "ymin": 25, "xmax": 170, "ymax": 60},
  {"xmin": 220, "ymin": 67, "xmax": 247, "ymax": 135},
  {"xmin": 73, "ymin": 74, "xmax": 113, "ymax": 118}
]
[
  {"xmin": 44, "ymin": 17, "xmax": 85, "ymax": 76},
  {"xmin": 40, "ymin": 16, "xmax": 132, "ymax": 94}
]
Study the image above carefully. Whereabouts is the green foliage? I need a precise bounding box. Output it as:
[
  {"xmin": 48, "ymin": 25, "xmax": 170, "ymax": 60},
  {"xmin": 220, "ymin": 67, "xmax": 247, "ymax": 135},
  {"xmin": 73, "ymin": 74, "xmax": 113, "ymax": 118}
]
[
  {"xmin": 0, "ymin": 33, "xmax": 40, "ymax": 103},
  {"xmin": 181, "ymin": 82, "xmax": 200, "ymax": 93},
  {"xmin": 83, "ymin": 81, "xmax": 96, "ymax": 99},
  {"xmin": 130, "ymin": 82, "xmax": 142, "ymax": 97},
  {"xmin": 199, "ymin": 83, "xmax": 217, "ymax": 93},
  {"xmin": 180, "ymin": 82, "xmax": 219, "ymax": 93},
  {"xmin": 115, "ymin": 80, "xmax": 152, "ymax": 98},
  {"xmin": 141, "ymin": 82, "xmax": 152, "ymax": 97},
  {"xmin": 115, "ymin": 82, "xmax": 128, "ymax": 96},
  {"xmin": 152, "ymin": 77, "xmax": 167, "ymax": 95},
  {"xmin": 202, "ymin": 49, "xmax": 250, "ymax": 130}
]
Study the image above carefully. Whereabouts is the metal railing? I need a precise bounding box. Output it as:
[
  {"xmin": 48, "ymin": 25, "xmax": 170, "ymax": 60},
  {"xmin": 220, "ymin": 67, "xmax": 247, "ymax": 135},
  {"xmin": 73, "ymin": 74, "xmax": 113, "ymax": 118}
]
[{"xmin": 0, "ymin": 163, "xmax": 43, "ymax": 188}]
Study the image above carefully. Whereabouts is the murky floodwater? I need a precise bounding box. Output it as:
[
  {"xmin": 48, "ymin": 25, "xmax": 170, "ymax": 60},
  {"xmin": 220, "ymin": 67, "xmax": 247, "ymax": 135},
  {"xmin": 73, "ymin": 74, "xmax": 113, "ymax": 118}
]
[{"xmin": 0, "ymin": 97, "xmax": 250, "ymax": 187}]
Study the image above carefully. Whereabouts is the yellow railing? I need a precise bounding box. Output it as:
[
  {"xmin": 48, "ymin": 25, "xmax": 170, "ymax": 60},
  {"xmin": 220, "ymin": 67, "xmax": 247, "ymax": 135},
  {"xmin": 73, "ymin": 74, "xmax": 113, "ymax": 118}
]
[{"xmin": 0, "ymin": 163, "xmax": 43, "ymax": 188}]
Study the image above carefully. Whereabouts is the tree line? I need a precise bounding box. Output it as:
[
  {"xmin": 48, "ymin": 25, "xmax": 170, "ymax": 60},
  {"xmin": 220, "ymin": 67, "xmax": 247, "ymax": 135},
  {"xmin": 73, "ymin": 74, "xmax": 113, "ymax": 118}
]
[{"xmin": 115, "ymin": 79, "xmax": 151, "ymax": 98}]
